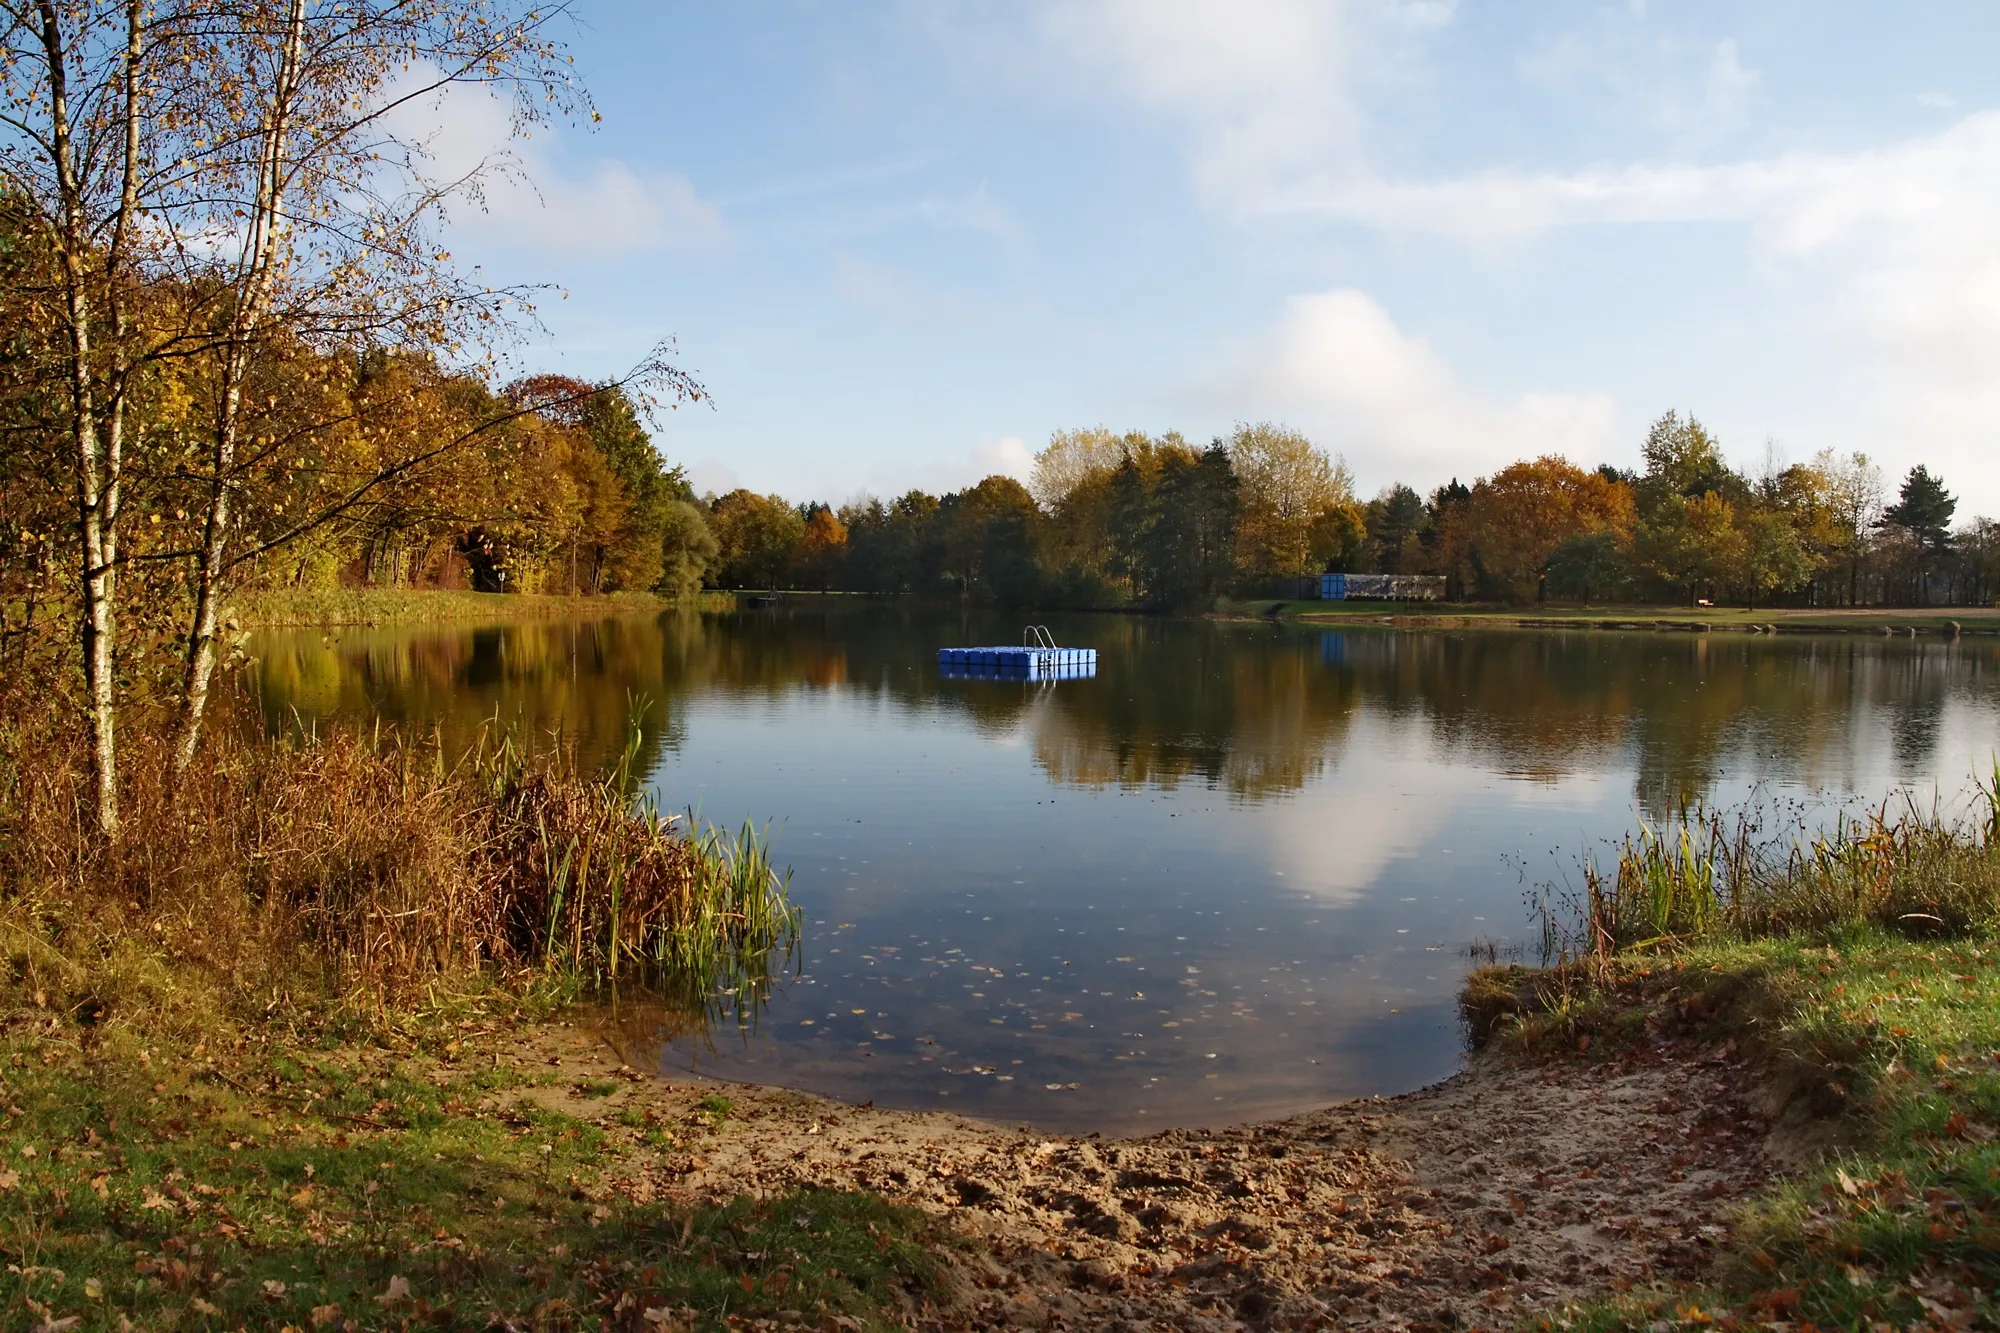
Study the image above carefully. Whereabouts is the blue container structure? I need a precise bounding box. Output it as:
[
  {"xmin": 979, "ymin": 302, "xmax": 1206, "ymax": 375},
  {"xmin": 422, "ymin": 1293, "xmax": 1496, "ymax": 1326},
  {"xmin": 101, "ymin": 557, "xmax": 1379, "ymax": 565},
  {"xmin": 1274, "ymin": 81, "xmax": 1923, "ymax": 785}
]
[{"xmin": 938, "ymin": 626, "xmax": 1097, "ymax": 681}]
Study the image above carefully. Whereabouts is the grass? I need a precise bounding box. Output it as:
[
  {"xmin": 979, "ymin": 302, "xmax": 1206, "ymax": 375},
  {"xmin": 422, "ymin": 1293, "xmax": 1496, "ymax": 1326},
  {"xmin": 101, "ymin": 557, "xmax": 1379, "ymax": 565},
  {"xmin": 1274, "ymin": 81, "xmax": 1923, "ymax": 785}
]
[
  {"xmin": 1465, "ymin": 786, "xmax": 2000, "ymax": 1332},
  {"xmin": 1537, "ymin": 781, "xmax": 2000, "ymax": 960},
  {"xmin": 238, "ymin": 587, "xmax": 678, "ymax": 628},
  {"xmin": 0, "ymin": 689, "xmax": 800, "ymax": 1019},
  {"xmin": 0, "ymin": 671, "xmax": 955, "ymax": 1331},
  {"xmin": 0, "ymin": 1015, "xmax": 957, "ymax": 1332}
]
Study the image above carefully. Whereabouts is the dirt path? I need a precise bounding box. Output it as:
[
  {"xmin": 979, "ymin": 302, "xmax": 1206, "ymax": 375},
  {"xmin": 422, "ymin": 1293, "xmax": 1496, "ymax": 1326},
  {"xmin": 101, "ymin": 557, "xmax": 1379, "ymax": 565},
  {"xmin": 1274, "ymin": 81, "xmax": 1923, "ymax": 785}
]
[{"xmin": 502, "ymin": 1027, "xmax": 1778, "ymax": 1331}]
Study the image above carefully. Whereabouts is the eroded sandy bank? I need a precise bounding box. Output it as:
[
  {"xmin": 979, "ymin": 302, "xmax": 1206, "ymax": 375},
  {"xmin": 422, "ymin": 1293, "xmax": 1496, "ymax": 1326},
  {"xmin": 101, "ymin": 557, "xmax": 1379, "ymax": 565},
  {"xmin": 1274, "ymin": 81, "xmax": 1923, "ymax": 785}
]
[{"xmin": 491, "ymin": 1024, "xmax": 1780, "ymax": 1331}]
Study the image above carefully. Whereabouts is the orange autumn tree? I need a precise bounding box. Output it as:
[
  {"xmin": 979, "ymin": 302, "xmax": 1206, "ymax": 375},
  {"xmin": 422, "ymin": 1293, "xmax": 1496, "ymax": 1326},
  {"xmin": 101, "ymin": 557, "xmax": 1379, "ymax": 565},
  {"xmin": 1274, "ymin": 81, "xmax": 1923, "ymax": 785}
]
[
  {"xmin": 791, "ymin": 505, "xmax": 850, "ymax": 590},
  {"xmin": 1467, "ymin": 457, "xmax": 1635, "ymax": 601}
]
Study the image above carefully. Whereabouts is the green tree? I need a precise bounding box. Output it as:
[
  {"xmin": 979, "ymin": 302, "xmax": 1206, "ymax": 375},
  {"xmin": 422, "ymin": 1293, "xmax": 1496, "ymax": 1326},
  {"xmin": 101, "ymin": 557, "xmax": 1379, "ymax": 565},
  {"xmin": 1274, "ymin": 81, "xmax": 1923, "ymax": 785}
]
[
  {"xmin": 1881, "ymin": 465, "xmax": 1957, "ymax": 604},
  {"xmin": 707, "ymin": 490, "xmax": 805, "ymax": 588},
  {"xmin": 1632, "ymin": 492, "xmax": 1744, "ymax": 606},
  {"xmin": 937, "ymin": 476, "xmax": 1041, "ymax": 605},
  {"xmin": 1738, "ymin": 510, "xmax": 1816, "ymax": 610},
  {"xmin": 1882, "ymin": 465, "xmax": 1956, "ymax": 554},
  {"xmin": 658, "ymin": 500, "xmax": 718, "ymax": 599},
  {"xmin": 1639, "ymin": 410, "xmax": 1742, "ymax": 508},
  {"xmin": 1365, "ymin": 484, "xmax": 1427, "ymax": 573},
  {"xmin": 508, "ymin": 377, "xmax": 689, "ymax": 593},
  {"xmin": 1107, "ymin": 438, "xmax": 1238, "ymax": 608},
  {"xmin": 1545, "ymin": 531, "xmax": 1631, "ymax": 603}
]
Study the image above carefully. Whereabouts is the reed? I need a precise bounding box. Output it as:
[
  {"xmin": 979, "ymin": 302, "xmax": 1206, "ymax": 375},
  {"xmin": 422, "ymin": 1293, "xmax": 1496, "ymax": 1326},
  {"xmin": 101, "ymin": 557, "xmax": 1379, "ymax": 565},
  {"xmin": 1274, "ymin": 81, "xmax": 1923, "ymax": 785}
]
[
  {"xmin": 0, "ymin": 679, "xmax": 797, "ymax": 1026},
  {"xmin": 1539, "ymin": 772, "xmax": 2000, "ymax": 966}
]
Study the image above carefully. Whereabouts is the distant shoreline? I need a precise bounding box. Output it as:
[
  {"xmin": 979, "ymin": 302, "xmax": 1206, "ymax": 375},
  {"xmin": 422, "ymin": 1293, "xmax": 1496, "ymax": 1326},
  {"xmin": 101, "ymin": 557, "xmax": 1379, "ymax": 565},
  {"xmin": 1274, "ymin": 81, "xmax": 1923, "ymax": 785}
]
[
  {"xmin": 238, "ymin": 585, "xmax": 2000, "ymax": 636},
  {"xmin": 1217, "ymin": 597, "xmax": 2000, "ymax": 635}
]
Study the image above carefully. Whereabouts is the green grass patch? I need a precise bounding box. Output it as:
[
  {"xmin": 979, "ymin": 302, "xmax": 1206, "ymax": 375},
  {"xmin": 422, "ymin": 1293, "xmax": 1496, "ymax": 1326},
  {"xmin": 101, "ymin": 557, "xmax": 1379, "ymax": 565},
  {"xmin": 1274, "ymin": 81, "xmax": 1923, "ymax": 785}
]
[
  {"xmin": 0, "ymin": 1021, "xmax": 959, "ymax": 1332},
  {"xmin": 1479, "ymin": 930, "xmax": 2000, "ymax": 1331}
]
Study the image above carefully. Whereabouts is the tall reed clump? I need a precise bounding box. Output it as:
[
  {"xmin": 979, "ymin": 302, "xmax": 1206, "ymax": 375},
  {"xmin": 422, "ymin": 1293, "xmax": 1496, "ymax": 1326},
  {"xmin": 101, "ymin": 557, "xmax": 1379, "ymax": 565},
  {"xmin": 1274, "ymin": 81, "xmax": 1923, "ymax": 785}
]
[
  {"xmin": 1543, "ymin": 772, "xmax": 2000, "ymax": 965},
  {"xmin": 0, "ymin": 682, "xmax": 798, "ymax": 1028}
]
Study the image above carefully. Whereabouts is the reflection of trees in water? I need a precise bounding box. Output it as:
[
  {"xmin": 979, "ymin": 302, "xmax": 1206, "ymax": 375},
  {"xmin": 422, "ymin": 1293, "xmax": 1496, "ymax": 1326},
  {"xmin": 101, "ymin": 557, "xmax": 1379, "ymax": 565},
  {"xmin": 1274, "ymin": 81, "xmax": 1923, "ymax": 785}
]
[
  {"xmin": 254, "ymin": 614, "xmax": 689, "ymax": 777},
  {"xmin": 1345, "ymin": 633, "xmax": 1633, "ymax": 784},
  {"xmin": 1369, "ymin": 633, "xmax": 1973, "ymax": 814},
  {"xmin": 1029, "ymin": 626, "xmax": 1360, "ymax": 798},
  {"xmin": 256, "ymin": 610, "xmax": 1992, "ymax": 810}
]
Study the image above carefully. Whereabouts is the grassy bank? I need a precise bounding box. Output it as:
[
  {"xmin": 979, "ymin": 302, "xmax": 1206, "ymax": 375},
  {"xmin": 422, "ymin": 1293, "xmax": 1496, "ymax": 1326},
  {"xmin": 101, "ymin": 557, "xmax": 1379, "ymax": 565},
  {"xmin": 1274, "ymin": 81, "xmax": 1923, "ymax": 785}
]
[
  {"xmin": 1464, "ymin": 792, "xmax": 2000, "ymax": 1331},
  {"xmin": 236, "ymin": 587, "xmax": 729, "ymax": 628},
  {"xmin": 0, "ymin": 686, "xmax": 967, "ymax": 1328},
  {"xmin": 1223, "ymin": 599, "xmax": 2000, "ymax": 635},
  {"xmin": 0, "ymin": 1011, "xmax": 957, "ymax": 1332}
]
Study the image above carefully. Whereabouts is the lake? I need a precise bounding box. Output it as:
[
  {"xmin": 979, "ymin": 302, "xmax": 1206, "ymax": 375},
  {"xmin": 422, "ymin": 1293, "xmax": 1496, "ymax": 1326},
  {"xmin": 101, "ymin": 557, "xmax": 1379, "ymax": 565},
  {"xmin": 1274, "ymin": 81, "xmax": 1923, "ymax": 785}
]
[{"xmin": 252, "ymin": 609, "xmax": 2000, "ymax": 1132}]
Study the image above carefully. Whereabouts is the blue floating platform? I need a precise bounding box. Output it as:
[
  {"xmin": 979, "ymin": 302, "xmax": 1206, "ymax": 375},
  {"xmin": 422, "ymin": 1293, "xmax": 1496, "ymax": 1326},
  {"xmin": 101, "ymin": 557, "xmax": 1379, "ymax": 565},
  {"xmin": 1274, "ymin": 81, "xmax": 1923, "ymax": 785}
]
[{"xmin": 937, "ymin": 644, "xmax": 1097, "ymax": 681}]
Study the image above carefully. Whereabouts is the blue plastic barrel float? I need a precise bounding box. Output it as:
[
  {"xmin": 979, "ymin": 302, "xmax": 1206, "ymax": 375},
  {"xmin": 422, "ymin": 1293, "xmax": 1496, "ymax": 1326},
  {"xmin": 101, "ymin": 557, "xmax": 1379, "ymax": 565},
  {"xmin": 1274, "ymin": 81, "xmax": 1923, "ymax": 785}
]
[{"xmin": 937, "ymin": 626, "xmax": 1097, "ymax": 680}]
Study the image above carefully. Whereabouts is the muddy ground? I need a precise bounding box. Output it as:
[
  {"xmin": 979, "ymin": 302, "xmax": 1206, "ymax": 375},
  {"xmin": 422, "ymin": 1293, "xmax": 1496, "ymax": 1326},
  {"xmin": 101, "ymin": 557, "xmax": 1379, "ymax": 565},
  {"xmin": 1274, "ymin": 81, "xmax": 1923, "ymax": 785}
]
[{"xmin": 499, "ymin": 1026, "xmax": 1783, "ymax": 1332}]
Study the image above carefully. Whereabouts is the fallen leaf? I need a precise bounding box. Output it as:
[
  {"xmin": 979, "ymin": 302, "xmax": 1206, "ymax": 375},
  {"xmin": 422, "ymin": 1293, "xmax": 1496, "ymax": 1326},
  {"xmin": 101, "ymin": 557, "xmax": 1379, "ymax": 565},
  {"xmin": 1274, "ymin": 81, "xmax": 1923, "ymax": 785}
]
[
  {"xmin": 374, "ymin": 1275, "xmax": 411, "ymax": 1305},
  {"xmin": 309, "ymin": 1305, "xmax": 341, "ymax": 1328},
  {"xmin": 262, "ymin": 1280, "xmax": 288, "ymax": 1299},
  {"xmin": 189, "ymin": 1298, "xmax": 220, "ymax": 1316},
  {"xmin": 83, "ymin": 1279, "xmax": 103, "ymax": 1301}
]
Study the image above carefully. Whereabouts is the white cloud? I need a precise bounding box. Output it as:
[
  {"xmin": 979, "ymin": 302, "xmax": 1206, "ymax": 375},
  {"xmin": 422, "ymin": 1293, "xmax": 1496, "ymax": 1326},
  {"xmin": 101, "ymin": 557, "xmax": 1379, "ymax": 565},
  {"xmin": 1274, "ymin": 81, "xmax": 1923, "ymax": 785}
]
[
  {"xmin": 1917, "ymin": 91, "xmax": 1958, "ymax": 110},
  {"xmin": 687, "ymin": 458, "xmax": 741, "ymax": 498},
  {"xmin": 1033, "ymin": 3, "xmax": 2000, "ymax": 507},
  {"xmin": 972, "ymin": 434, "xmax": 1037, "ymax": 481},
  {"xmin": 1278, "ymin": 114, "xmax": 2000, "ymax": 504},
  {"xmin": 865, "ymin": 435, "xmax": 1035, "ymax": 499},
  {"xmin": 1290, "ymin": 114, "xmax": 2000, "ymax": 249},
  {"xmin": 1230, "ymin": 288, "xmax": 1616, "ymax": 486},
  {"xmin": 1035, "ymin": 0, "xmax": 1380, "ymax": 206},
  {"xmin": 388, "ymin": 76, "xmax": 726, "ymax": 259}
]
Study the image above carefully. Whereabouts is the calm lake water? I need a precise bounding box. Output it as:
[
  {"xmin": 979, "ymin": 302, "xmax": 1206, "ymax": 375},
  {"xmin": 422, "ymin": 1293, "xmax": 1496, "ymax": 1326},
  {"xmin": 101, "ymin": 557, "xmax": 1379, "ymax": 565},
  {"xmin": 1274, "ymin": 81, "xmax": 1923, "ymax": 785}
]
[{"xmin": 253, "ymin": 610, "xmax": 2000, "ymax": 1132}]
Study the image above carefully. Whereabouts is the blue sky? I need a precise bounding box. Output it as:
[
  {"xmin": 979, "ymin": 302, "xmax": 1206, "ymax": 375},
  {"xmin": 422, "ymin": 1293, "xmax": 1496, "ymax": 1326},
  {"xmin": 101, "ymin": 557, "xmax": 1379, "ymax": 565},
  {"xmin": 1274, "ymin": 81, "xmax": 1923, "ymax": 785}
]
[{"xmin": 416, "ymin": 1, "xmax": 2000, "ymax": 514}]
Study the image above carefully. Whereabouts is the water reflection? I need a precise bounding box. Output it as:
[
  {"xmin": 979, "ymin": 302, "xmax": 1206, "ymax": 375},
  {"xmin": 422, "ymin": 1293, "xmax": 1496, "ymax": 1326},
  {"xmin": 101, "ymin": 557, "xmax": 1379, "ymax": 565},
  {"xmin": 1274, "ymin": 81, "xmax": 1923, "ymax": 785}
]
[{"xmin": 254, "ymin": 610, "xmax": 2000, "ymax": 1130}]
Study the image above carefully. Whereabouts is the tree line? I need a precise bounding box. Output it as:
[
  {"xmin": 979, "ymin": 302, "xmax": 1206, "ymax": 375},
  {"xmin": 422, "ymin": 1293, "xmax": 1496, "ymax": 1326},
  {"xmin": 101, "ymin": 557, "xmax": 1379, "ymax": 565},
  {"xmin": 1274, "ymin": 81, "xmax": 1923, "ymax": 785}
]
[{"xmin": 690, "ymin": 414, "xmax": 1997, "ymax": 613}]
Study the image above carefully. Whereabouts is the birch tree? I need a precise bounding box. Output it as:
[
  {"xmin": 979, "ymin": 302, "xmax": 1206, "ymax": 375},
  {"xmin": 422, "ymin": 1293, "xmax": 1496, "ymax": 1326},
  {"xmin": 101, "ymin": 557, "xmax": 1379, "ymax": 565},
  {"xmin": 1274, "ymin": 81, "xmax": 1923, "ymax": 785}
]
[
  {"xmin": 0, "ymin": 0, "xmax": 702, "ymax": 829},
  {"xmin": 163, "ymin": 0, "xmax": 589, "ymax": 773},
  {"xmin": 1228, "ymin": 421, "xmax": 1361, "ymax": 580},
  {"xmin": 0, "ymin": 0, "xmax": 195, "ymax": 836}
]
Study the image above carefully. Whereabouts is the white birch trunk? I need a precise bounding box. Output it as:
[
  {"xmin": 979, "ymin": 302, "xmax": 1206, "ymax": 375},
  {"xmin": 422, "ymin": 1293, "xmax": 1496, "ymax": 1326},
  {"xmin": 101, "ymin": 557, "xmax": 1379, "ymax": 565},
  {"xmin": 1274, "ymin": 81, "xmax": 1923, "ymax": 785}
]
[{"xmin": 174, "ymin": 0, "xmax": 306, "ymax": 774}]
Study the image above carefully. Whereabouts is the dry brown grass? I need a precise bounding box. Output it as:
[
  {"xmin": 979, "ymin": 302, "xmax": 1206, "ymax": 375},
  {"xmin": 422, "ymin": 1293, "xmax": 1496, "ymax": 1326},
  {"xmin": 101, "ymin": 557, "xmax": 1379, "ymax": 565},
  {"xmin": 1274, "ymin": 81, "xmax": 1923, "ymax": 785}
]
[{"xmin": 0, "ymin": 677, "xmax": 796, "ymax": 1031}]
